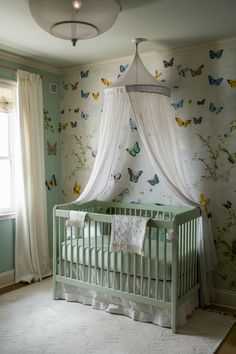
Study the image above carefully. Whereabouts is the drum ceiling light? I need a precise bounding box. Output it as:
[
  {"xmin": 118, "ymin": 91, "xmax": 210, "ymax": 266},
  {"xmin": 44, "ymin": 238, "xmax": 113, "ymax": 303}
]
[{"xmin": 29, "ymin": 0, "xmax": 121, "ymax": 47}]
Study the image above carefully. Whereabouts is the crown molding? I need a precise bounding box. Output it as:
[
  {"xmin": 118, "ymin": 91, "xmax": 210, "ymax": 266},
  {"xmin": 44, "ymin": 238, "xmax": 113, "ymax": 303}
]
[
  {"xmin": 0, "ymin": 49, "xmax": 61, "ymax": 75},
  {"xmin": 61, "ymin": 35, "xmax": 236, "ymax": 75}
]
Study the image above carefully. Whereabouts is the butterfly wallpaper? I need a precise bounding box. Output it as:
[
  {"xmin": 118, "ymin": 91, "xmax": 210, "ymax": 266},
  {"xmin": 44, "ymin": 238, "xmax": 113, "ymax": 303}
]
[{"xmin": 60, "ymin": 41, "xmax": 236, "ymax": 293}]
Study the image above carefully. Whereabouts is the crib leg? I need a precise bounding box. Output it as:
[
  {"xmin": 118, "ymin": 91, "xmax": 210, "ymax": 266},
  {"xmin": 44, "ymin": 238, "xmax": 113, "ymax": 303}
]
[
  {"xmin": 53, "ymin": 277, "xmax": 57, "ymax": 300},
  {"xmin": 171, "ymin": 308, "xmax": 177, "ymax": 334}
]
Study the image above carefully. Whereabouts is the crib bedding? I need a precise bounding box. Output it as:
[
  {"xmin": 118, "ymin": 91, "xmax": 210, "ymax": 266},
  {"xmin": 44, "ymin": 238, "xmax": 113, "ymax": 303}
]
[{"xmin": 61, "ymin": 235, "xmax": 173, "ymax": 280}]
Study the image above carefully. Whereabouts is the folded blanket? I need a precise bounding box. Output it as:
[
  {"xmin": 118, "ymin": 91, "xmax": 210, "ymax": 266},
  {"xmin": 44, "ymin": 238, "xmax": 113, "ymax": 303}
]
[
  {"xmin": 110, "ymin": 215, "xmax": 150, "ymax": 256},
  {"xmin": 65, "ymin": 211, "xmax": 88, "ymax": 229}
]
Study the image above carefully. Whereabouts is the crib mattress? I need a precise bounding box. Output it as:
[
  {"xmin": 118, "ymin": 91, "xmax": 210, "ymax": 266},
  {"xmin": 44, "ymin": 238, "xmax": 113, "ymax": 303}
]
[{"xmin": 61, "ymin": 236, "xmax": 172, "ymax": 281}]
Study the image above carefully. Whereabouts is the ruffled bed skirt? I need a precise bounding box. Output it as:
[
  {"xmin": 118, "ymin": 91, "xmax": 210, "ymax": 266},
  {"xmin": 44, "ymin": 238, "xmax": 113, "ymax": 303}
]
[{"xmin": 56, "ymin": 280, "xmax": 199, "ymax": 328}]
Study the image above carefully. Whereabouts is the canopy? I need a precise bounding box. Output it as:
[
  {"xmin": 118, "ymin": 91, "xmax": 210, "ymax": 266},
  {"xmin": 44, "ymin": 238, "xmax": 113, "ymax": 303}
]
[{"xmin": 73, "ymin": 40, "xmax": 217, "ymax": 306}]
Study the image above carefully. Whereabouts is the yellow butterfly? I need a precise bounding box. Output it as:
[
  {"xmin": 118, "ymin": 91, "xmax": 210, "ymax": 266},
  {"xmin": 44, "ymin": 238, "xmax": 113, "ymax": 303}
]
[
  {"xmin": 73, "ymin": 182, "xmax": 81, "ymax": 196},
  {"xmin": 199, "ymin": 192, "xmax": 210, "ymax": 213},
  {"xmin": 175, "ymin": 117, "xmax": 192, "ymax": 128},
  {"xmin": 155, "ymin": 70, "xmax": 162, "ymax": 79},
  {"xmin": 227, "ymin": 79, "xmax": 236, "ymax": 88},
  {"xmin": 92, "ymin": 92, "xmax": 100, "ymax": 100},
  {"xmin": 101, "ymin": 78, "xmax": 112, "ymax": 87},
  {"xmin": 190, "ymin": 65, "xmax": 204, "ymax": 77},
  {"xmin": 58, "ymin": 122, "xmax": 68, "ymax": 132}
]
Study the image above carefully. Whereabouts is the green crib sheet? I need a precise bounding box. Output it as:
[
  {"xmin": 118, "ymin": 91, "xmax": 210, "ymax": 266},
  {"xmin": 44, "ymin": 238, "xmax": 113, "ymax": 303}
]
[{"xmin": 61, "ymin": 235, "xmax": 172, "ymax": 281}]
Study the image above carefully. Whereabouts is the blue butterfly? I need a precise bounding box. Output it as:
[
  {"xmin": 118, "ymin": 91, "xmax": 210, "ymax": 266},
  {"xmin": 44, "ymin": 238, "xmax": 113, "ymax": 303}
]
[
  {"xmin": 62, "ymin": 81, "xmax": 69, "ymax": 90},
  {"xmin": 147, "ymin": 174, "xmax": 159, "ymax": 186},
  {"xmin": 120, "ymin": 64, "xmax": 128, "ymax": 73},
  {"xmin": 129, "ymin": 118, "xmax": 137, "ymax": 132},
  {"xmin": 81, "ymin": 90, "xmax": 90, "ymax": 98},
  {"xmin": 177, "ymin": 65, "xmax": 189, "ymax": 77},
  {"xmin": 81, "ymin": 111, "xmax": 89, "ymax": 120},
  {"xmin": 163, "ymin": 58, "xmax": 174, "ymax": 68},
  {"xmin": 170, "ymin": 99, "xmax": 184, "ymax": 110},
  {"xmin": 208, "ymin": 75, "xmax": 223, "ymax": 86},
  {"xmin": 193, "ymin": 116, "xmax": 202, "ymax": 124},
  {"xmin": 126, "ymin": 142, "xmax": 140, "ymax": 157},
  {"xmin": 209, "ymin": 49, "xmax": 223, "ymax": 59},
  {"xmin": 80, "ymin": 70, "xmax": 89, "ymax": 78},
  {"xmin": 70, "ymin": 121, "xmax": 77, "ymax": 128},
  {"xmin": 209, "ymin": 102, "xmax": 223, "ymax": 114},
  {"xmin": 128, "ymin": 168, "xmax": 143, "ymax": 183}
]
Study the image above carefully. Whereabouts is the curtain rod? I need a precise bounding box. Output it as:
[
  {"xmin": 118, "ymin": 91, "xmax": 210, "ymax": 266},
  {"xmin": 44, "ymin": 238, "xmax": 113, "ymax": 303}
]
[{"xmin": 0, "ymin": 64, "xmax": 43, "ymax": 78}]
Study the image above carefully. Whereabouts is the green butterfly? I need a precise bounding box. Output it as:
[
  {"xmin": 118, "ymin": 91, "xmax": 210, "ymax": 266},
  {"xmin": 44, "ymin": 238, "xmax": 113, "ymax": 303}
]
[{"xmin": 126, "ymin": 141, "xmax": 140, "ymax": 157}]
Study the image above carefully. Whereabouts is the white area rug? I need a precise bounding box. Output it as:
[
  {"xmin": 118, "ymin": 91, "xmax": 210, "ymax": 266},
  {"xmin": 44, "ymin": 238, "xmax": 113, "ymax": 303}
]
[{"xmin": 0, "ymin": 278, "xmax": 234, "ymax": 354}]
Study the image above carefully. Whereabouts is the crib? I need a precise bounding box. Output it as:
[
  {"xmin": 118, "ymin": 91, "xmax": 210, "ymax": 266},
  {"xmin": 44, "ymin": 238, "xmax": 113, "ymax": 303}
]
[{"xmin": 53, "ymin": 201, "xmax": 201, "ymax": 333}]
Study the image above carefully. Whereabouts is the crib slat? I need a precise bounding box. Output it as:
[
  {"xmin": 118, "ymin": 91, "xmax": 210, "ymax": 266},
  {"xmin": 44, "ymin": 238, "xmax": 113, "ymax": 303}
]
[
  {"xmin": 127, "ymin": 253, "xmax": 130, "ymax": 293},
  {"xmin": 113, "ymin": 248, "xmax": 117, "ymax": 290},
  {"xmin": 163, "ymin": 230, "xmax": 167, "ymax": 302},
  {"xmin": 155, "ymin": 227, "xmax": 159, "ymax": 299},
  {"xmin": 101, "ymin": 223, "xmax": 104, "ymax": 287},
  {"xmin": 180, "ymin": 224, "xmax": 184, "ymax": 297},
  {"xmin": 120, "ymin": 251, "xmax": 123, "ymax": 291},
  {"xmin": 95, "ymin": 221, "xmax": 98, "ymax": 285},
  {"xmin": 82, "ymin": 228, "xmax": 85, "ymax": 282},
  {"xmin": 88, "ymin": 220, "xmax": 91, "ymax": 283},
  {"xmin": 140, "ymin": 252, "xmax": 144, "ymax": 296},
  {"xmin": 133, "ymin": 254, "xmax": 136, "ymax": 294},
  {"xmin": 194, "ymin": 218, "xmax": 198, "ymax": 286},
  {"xmin": 70, "ymin": 225, "xmax": 73, "ymax": 279},
  {"xmin": 64, "ymin": 221, "xmax": 67, "ymax": 278},
  {"xmin": 76, "ymin": 225, "xmax": 79, "ymax": 280},
  {"xmin": 58, "ymin": 217, "xmax": 61, "ymax": 276},
  {"xmin": 190, "ymin": 220, "xmax": 194, "ymax": 289},
  {"xmin": 186, "ymin": 222, "xmax": 189, "ymax": 292},
  {"xmin": 107, "ymin": 227, "xmax": 110, "ymax": 288},
  {"xmin": 148, "ymin": 226, "xmax": 151, "ymax": 298}
]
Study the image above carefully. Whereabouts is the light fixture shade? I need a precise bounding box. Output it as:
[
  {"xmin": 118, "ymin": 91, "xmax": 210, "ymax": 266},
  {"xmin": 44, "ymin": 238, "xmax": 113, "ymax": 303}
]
[{"xmin": 29, "ymin": 0, "xmax": 121, "ymax": 46}]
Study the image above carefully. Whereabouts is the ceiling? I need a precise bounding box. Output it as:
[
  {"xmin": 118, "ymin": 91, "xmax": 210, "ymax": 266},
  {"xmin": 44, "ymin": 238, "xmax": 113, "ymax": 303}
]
[{"xmin": 0, "ymin": 0, "xmax": 236, "ymax": 69}]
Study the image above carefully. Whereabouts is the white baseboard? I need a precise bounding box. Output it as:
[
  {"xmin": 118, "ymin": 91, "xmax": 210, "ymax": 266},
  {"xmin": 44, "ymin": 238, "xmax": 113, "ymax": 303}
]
[
  {"xmin": 212, "ymin": 288, "xmax": 236, "ymax": 309},
  {"xmin": 0, "ymin": 269, "xmax": 15, "ymax": 288}
]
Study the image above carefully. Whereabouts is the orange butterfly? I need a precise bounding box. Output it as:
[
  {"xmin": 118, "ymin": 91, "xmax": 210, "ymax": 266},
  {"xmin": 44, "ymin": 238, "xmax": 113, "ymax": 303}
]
[
  {"xmin": 101, "ymin": 78, "xmax": 112, "ymax": 87},
  {"xmin": 92, "ymin": 92, "xmax": 100, "ymax": 100},
  {"xmin": 58, "ymin": 122, "xmax": 68, "ymax": 132},
  {"xmin": 227, "ymin": 79, "xmax": 236, "ymax": 88},
  {"xmin": 190, "ymin": 65, "xmax": 204, "ymax": 77},
  {"xmin": 175, "ymin": 117, "xmax": 192, "ymax": 128}
]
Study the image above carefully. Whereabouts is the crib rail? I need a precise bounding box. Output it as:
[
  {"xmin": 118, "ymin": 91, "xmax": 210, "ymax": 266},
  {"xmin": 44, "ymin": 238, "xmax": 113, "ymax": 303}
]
[{"xmin": 53, "ymin": 202, "xmax": 201, "ymax": 333}]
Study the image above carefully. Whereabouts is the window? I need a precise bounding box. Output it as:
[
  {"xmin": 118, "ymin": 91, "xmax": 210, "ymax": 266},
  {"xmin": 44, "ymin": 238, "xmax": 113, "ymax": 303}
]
[{"xmin": 0, "ymin": 80, "xmax": 16, "ymax": 215}]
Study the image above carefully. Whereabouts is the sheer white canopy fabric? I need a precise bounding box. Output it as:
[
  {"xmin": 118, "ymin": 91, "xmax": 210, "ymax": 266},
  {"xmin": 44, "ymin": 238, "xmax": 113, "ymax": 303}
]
[{"xmin": 15, "ymin": 70, "xmax": 51, "ymax": 283}]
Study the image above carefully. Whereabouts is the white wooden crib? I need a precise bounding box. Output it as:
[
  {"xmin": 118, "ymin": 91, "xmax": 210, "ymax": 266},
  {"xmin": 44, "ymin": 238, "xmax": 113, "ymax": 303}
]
[{"xmin": 53, "ymin": 201, "xmax": 201, "ymax": 333}]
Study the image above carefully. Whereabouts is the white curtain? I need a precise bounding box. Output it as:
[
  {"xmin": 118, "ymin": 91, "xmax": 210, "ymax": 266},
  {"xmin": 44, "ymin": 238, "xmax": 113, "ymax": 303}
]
[
  {"xmin": 75, "ymin": 88, "xmax": 217, "ymax": 305},
  {"xmin": 15, "ymin": 70, "xmax": 51, "ymax": 283}
]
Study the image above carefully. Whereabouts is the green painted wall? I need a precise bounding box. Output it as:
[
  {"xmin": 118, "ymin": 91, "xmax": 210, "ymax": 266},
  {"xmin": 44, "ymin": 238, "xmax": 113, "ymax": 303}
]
[{"xmin": 0, "ymin": 58, "xmax": 61, "ymax": 274}]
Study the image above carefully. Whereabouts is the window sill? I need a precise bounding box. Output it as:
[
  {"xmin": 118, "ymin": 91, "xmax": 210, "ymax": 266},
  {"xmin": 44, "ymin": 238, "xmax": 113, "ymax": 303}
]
[{"xmin": 0, "ymin": 212, "xmax": 16, "ymax": 220}]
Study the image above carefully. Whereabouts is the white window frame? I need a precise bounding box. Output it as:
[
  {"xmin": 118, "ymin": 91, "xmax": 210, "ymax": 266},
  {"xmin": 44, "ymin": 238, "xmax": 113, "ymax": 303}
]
[{"xmin": 0, "ymin": 79, "xmax": 16, "ymax": 219}]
